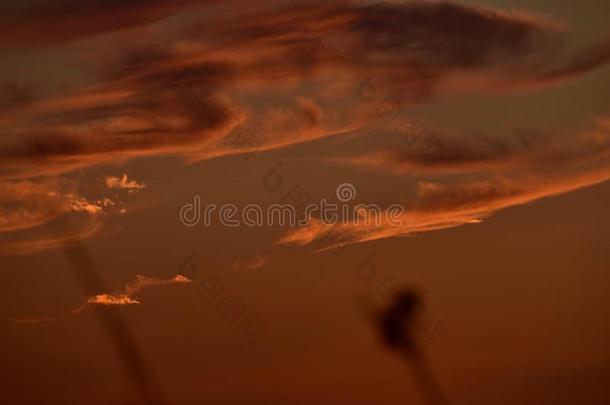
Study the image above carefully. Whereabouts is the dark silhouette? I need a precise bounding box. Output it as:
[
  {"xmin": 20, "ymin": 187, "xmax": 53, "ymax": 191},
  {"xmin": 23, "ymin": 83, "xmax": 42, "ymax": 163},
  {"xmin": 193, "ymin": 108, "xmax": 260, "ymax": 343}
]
[
  {"xmin": 55, "ymin": 219, "xmax": 170, "ymax": 405},
  {"xmin": 375, "ymin": 289, "xmax": 449, "ymax": 405}
]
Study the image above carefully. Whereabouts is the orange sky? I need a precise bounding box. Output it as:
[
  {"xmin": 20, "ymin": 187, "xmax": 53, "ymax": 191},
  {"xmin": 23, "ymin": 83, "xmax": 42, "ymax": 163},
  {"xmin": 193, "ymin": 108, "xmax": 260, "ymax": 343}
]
[{"xmin": 1, "ymin": 1, "xmax": 609, "ymax": 404}]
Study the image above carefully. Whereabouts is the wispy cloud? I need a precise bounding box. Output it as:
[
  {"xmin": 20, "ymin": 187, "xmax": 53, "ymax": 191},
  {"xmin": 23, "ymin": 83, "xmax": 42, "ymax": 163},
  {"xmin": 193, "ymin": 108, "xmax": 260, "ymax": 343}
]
[
  {"xmin": 0, "ymin": 216, "xmax": 103, "ymax": 256},
  {"xmin": 2, "ymin": 0, "xmax": 610, "ymax": 252},
  {"xmin": 232, "ymin": 254, "xmax": 269, "ymax": 270},
  {"xmin": 87, "ymin": 294, "xmax": 141, "ymax": 306},
  {"xmin": 0, "ymin": 179, "xmax": 107, "ymax": 233},
  {"xmin": 2, "ymin": 1, "xmax": 609, "ymax": 179},
  {"xmin": 0, "ymin": 177, "xmax": 128, "ymax": 255},
  {"xmin": 0, "ymin": 0, "xmax": 202, "ymax": 46},
  {"xmin": 278, "ymin": 168, "xmax": 610, "ymax": 250},
  {"xmin": 279, "ymin": 117, "xmax": 610, "ymax": 249},
  {"xmin": 105, "ymin": 174, "xmax": 146, "ymax": 191},
  {"xmin": 334, "ymin": 117, "xmax": 610, "ymax": 176},
  {"xmin": 10, "ymin": 274, "xmax": 192, "ymax": 324}
]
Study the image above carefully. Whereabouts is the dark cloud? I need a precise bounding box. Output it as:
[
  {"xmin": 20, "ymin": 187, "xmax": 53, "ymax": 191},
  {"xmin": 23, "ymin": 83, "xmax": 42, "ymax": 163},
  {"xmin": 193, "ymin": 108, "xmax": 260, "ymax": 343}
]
[
  {"xmin": 0, "ymin": 69, "xmax": 240, "ymax": 177},
  {"xmin": 186, "ymin": 0, "xmax": 606, "ymax": 95},
  {"xmin": 0, "ymin": 0, "xmax": 203, "ymax": 45},
  {"xmin": 2, "ymin": 0, "xmax": 610, "ymax": 252},
  {"xmin": 279, "ymin": 117, "xmax": 610, "ymax": 249},
  {"xmin": 335, "ymin": 118, "xmax": 610, "ymax": 176},
  {"xmin": 3, "ymin": 0, "xmax": 609, "ymax": 179},
  {"xmin": 0, "ymin": 82, "xmax": 37, "ymax": 113}
]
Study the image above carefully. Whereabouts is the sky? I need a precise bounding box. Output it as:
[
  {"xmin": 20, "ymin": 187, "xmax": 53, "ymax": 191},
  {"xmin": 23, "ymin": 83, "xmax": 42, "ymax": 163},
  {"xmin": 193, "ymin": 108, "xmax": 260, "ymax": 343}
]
[{"xmin": 1, "ymin": 0, "xmax": 609, "ymax": 404}]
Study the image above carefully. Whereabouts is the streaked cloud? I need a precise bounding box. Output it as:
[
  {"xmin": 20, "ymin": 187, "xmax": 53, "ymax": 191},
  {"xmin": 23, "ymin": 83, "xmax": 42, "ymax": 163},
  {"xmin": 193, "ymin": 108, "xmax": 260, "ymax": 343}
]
[
  {"xmin": 0, "ymin": 0, "xmax": 202, "ymax": 46},
  {"xmin": 105, "ymin": 174, "xmax": 146, "ymax": 191},
  {"xmin": 10, "ymin": 274, "xmax": 192, "ymax": 323},
  {"xmin": 88, "ymin": 294, "xmax": 140, "ymax": 306},
  {"xmin": 0, "ymin": 179, "xmax": 107, "ymax": 233},
  {"xmin": 232, "ymin": 254, "xmax": 269, "ymax": 270},
  {"xmin": 2, "ymin": 1, "xmax": 610, "ymax": 179},
  {"xmin": 0, "ymin": 177, "xmax": 125, "ymax": 255},
  {"xmin": 279, "ymin": 117, "xmax": 610, "ymax": 249},
  {"xmin": 0, "ymin": 216, "xmax": 103, "ymax": 256},
  {"xmin": 334, "ymin": 117, "xmax": 610, "ymax": 176},
  {"xmin": 2, "ymin": 0, "xmax": 610, "ymax": 252}
]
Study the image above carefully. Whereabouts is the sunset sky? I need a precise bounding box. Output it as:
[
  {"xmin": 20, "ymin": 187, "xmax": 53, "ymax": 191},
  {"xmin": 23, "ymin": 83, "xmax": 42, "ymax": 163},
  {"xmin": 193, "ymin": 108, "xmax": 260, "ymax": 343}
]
[{"xmin": 1, "ymin": 1, "xmax": 609, "ymax": 404}]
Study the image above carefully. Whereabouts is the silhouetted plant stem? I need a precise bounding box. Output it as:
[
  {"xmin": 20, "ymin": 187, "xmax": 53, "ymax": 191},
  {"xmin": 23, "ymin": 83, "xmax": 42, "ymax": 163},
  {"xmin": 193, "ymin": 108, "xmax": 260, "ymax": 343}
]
[{"xmin": 401, "ymin": 346, "xmax": 448, "ymax": 405}]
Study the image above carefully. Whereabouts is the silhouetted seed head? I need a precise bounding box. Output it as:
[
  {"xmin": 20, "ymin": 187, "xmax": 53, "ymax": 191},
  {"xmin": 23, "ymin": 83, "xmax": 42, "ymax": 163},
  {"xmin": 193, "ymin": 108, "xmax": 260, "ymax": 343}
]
[{"xmin": 378, "ymin": 289, "xmax": 423, "ymax": 350}]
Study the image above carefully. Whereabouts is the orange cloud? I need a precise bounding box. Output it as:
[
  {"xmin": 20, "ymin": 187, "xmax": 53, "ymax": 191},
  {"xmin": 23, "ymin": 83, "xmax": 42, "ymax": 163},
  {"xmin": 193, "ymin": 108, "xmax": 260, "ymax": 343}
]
[
  {"xmin": 0, "ymin": 0, "xmax": 203, "ymax": 46},
  {"xmin": 334, "ymin": 117, "xmax": 610, "ymax": 176},
  {"xmin": 278, "ymin": 118, "xmax": 610, "ymax": 249},
  {"xmin": 124, "ymin": 274, "xmax": 191, "ymax": 297},
  {"xmin": 10, "ymin": 274, "xmax": 192, "ymax": 323},
  {"xmin": 0, "ymin": 176, "xmax": 128, "ymax": 256},
  {"xmin": 2, "ymin": 1, "xmax": 609, "ymax": 180},
  {"xmin": 232, "ymin": 254, "xmax": 269, "ymax": 270},
  {"xmin": 105, "ymin": 174, "xmax": 146, "ymax": 191},
  {"xmin": 88, "ymin": 294, "xmax": 140, "ymax": 306},
  {"xmin": 2, "ymin": 0, "xmax": 610, "ymax": 254},
  {"xmin": 0, "ymin": 216, "xmax": 103, "ymax": 256},
  {"xmin": 278, "ymin": 168, "xmax": 610, "ymax": 250},
  {"xmin": 0, "ymin": 179, "xmax": 107, "ymax": 233}
]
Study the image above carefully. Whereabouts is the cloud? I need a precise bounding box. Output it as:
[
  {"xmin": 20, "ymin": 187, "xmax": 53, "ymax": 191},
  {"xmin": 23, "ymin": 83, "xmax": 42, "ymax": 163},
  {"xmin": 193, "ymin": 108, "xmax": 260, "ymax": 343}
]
[
  {"xmin": 187, "ymin": 0, "xmax": 608, "ymax": 93},
  {"xmin": 0, "ymin": 80, "xmax": 243, "ymax": 179},
  {"xmin": 0, "ymin": 216, "xmax": 103, "ymax": 256},
  {"xmin": 334, "ymin": 117, "xmax": 610, "ymax": 176},
  {"xmin": 0, "ymin": 179, "xmax": 107, "ymax": 233},
  {"xmin": 0, "ymin": 82, "xmax": 36, "ymax": 113},
  {"xmin": 105, "ymin": 174, "xmax": 146, "ymax": 191},
  {"xmin": 124, "ymin": 274, "xmax": 191, "ymax": 297},
  {"xmin": 10, "ymin": 273, "xmax": 192, "ymax": 323},
  {"xmin": 2, "ymin": 1, "xmax": 610, "ymax": 253},
  {"xmin": 2, "ymin": 1, "xmax": 610, "ymax": 180},
  {"xmin": 0, "ymin": 178, "xmax": 133, "ymax": 256},
  {"xmin": 87, "ymin": 273, "xmax": 192, "ymax": 307},
  {"xmin": 9, "ymin": 303, "xmax": 89, "ymax": 324},
  {"xmin": 278, "ymin": 117, "xmax": 610, "ymax": 249},
  {"xmin": 278, "ymin": 168, "xmax": 610, "ymax": 250},
  {"xmin": 87, "ymin": 294, "xmax": 140, "ymax": 305},
  {"xmin": 0, "ymin": 0, "xmax": 203, "ymax": 46},
  {"xmin": 232, "ymin": 254, "xmax": 269, "ymax": 270}
]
